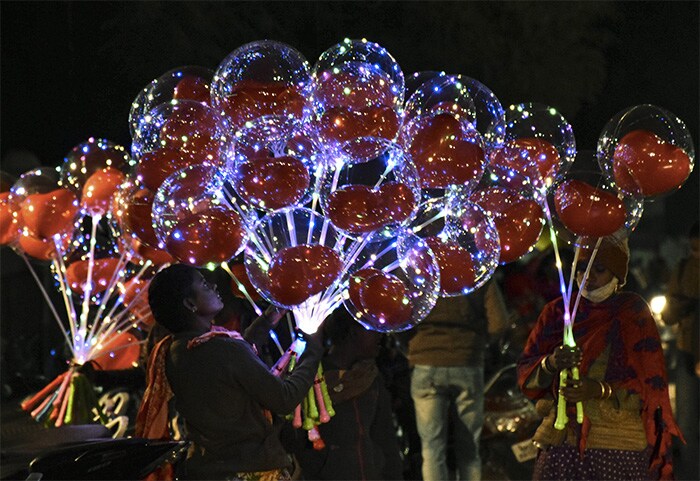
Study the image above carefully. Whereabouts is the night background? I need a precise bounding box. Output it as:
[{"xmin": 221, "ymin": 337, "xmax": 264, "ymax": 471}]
[{"xmin": 0, "ymin": 1, "xmax": 698, "ymax": 400}]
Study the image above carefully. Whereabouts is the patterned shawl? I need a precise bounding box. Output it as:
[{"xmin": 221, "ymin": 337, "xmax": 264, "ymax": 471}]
[{"xmin": 517, "ymin": 292, "xmax": 683, "ymax": 479}]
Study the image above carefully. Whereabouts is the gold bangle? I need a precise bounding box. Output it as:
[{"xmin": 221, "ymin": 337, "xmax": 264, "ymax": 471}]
[
  {"xmin": 598, "ymin": 381, "xmax": 606, "ymax": 399},
  {"xmin": 605, "ymin": 382, "xmax": 614, "ymax": 399},
  {"xmin": 541, "ymin": 356, "xmax": 555, "ymax": 374}
]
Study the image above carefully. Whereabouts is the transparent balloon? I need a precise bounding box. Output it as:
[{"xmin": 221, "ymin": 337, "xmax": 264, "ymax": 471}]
[
  {"xmin": 244, "ymin": 207, "xmax": 344, "ymax": 309},
  {"xmin": 403, "ymin": 75, "xmax": 477, "ymax": 129},
  {"xmin": 454, "ymin": 75, "xmax": 505, "ymax": 151},
  {"xmin": 153, "ymin": 164, "xmax": 247, "ymax": 267},
  {"xmin": 12, "ymin": 167, "xmax": 81, "ymax": 260},
  {"xmin": 402, "ymin": 111, "xmax": 486, "ymax": 196},
  {"xmin": 59, "ymin": 138, "xmax": 130, "ymax": 212},
  {"xmin": 211, "ymin": 40, "xmax": 312, "ymax": 131},
  {"xmin": 549, "ymin": 166, "xmax": 644, "ymax": 250},
  {"xmin": 487, "ymin": 103, "xmax": 576, "ymax": 200},
  {"xmin": 342, "ymin": 230, "xmax": 440, "ymax": 332},
  {"xmin": 112, "ymin": 178, "xmax": 173, "ymax": 267},
  {"xmin": 129, "ymin": 65, "xmax": 215, "ymax": 138},
  {"xmin": 131, "ymin": 100, "xmax": 229, "ymax": 168},
  {"xmin": 311, "ymin": 38, "xmax": 404, "ymax": 151},
  {"xmin": 597, "ymin": 104, "xmax": 695, "ymax": 199},
  {"xmin": 469, "ymin": 186, "xmax": 544, "ymax": 264},
  {"xmin": 320, "ymin": 137, "xmax": 420, "ymax": 238},
  {"xmin": 409, "ymin": 196, "xmax": 500, "ymax": 296},
  {"xmin": 226, "ymin": 116, "xmax": 318, "ymax": 211}
]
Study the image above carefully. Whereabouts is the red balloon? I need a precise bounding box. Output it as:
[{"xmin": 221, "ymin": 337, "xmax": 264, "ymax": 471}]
[
  {"xmin": 358, "ymin": 272, "xmax": 413, "ymax": 329},
  {"xmin": 160, "ymin": 104, "xmax": 221, "ymax": 158},
  {"xmin": 81, "ymin": 167, "xmax": 126, "ymax": 216},
  {"xmin": 348, "ymin": 267, "xmax": 383, "ymax": 308},
  {"xmin": 317, "ymin": 105, "xmax": 400, "ymax": 146},
  {"xmin": 136, "ymin": 148, "xmax": 197, "ymax": 192},
  {"xmin": 326, "ymin": 182, "xmax": 416, "ymax": 234},
  {"xmin": 130, "ymin": 238, "xmax": 173, "ymax": 266},
  {"xmin": 20, "ymin": 188, "xmax": 79, "ymax": 239},
  {"xmin": 220, "ymin": 80, "xmax": 307, "ymax": 127},
  {"xmin": 165, "ymin": 207, "xmax": 245, "ymax": 266},
  {"xmin": 425, "ymin": 236, "xmax": 475, "ymax": 293},
  {"xmin": 267, "ymin": 244, "xmax": 342, "ymax": 306},
  {"xmin": 228, "ymin": 262, "xmax": 262, "ymax": 301},
  {"xmin": 121, "ymin": 277, "xmax": 155, "ymax": 326},
  {"xmin": 0, "ymin": 192, "xmax": 20, "ymax": 245},
  {"xmin": 18, "ymin": 232, "xmax": 71, "ymax": 261},
  {"xmin": 91, "ymin": 330, "xmax": 142, "ymax": 371},
  {"xmin": 408, "ymin": 113, "xmax": 485, "ymax": 189},
  {"xmin": 613, "ymin": 129, "xmax": 692, "ymax": 197},
  {"xmin": 235, "ymin": 155, "xmax": 310, "ymax": 210},
  {"xmin": 65, "ymin": 257, "xmax": 123, "ymax": 295},
  {"xmin": 120, "ymin": 188, "xmax": 160, "ymax": 248},
  {"xmin": 554, "ymin": 180, "xmax": 626, "ymax": 237},
  {"xmin": 491, "ymin": 137, "xmax": 560, "ymax": 190},
  {"xmin": 173, "ymin": 75, "xmax": 211, "ymax": 104},
  {"xmin": 470, "ymin": 187, "xmax": 544, "ymax": 264}
]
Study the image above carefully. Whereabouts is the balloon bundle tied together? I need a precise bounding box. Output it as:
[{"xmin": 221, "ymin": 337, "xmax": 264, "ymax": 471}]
[{"xmin": 1, "ymin": 140, "xmax": 173, "ymax": 427}]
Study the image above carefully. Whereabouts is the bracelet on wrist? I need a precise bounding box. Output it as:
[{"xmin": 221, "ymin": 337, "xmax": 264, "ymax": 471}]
[{"xmin": 541, "ymin": 356, "xmax": 555, "ymax": 375}]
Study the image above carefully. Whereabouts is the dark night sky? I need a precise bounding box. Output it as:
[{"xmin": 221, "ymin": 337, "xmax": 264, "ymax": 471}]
[{"xmin": 1, "ymin": 1, "xmax": 698, "ymax": 243}]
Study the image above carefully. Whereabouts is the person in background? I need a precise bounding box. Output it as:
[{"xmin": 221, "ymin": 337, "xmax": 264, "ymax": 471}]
[
  {"xmin": 518, "ymin": 238, "xmax": 683, "ymax": 480},
  {"xmin": 406, "ymin": 280, "xmax": 510, "ymax": 481},
  {"xmin": 140, "ymin": 264, "xmax": 323, "ymax": 481},
  {"xmin": 662, "ymin": 220, "xmax": 699, "ymax": 481},
  {"xmin": 285, "ymin": 309, "xmax": 403, "ymax": 480}
]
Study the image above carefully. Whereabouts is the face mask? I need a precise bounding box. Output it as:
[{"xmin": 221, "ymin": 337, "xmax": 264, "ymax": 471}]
[{"xmin": 578, "ymin": 277, "xmax": 619, "ymax": 303}]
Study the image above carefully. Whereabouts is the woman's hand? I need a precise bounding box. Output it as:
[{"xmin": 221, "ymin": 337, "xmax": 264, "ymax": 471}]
[
  {"xmin": 548, "ymin": 345, "xmax": 582, "ymax": 371},
  {"xmin": 262, "ymin": 304, "xmax": 287, "ymax": 328},
  {"xmin": 560, "ymin": 377, "xmax": 602, "ymax": 403}
]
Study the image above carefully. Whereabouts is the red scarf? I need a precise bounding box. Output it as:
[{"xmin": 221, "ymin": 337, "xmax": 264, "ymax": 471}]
[{"xmin": 517, "ymin": 292, "xmax": 683, "ymax": 479}]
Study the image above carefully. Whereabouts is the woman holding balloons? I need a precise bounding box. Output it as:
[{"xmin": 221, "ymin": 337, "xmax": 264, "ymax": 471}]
[
  {"xmin": 517, "ymin": 238, "xmax": 682, "ymax": 480},
  {"xmin": 138, "ymin": 264, "xmax": 324, "ymax": 480}
]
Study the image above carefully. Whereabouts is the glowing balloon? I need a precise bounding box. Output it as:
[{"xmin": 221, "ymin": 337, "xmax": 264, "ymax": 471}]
[
  {"xmin": 81, "ymin": 167, "xmax": 126, "ymax": 216},
  {"xmin": 244, "ymin": 207, "xmax": 344, "ymax": 309},
  {"xmin": 470, "ymin": 187, "xmax": 544, "ymax": 264},
  {"xmin": 267, "ymin": 244, "xmax": 343, "ymax": 306},
  {"xmin": 153, "ymin": 165, "xmax": 247, "ymax": 267},
  {"xmin": 131, "ymin": 100, "xmax": 228, "ymax": 164},
  {"xmin": 229, "ymin": 117, "xmax": 316, "ymax": 211},
  {"xmin": 311, "ymin": 39, "xmax": 404, "ymax": 150},
  {"xmin": 410, "ymin": 198, "xmax": 500, "ymax": 296},
  {"xmin": 60, "ymin": 138, "xmax": 130, "ymax": 197},
  {"xmin": 321, "ymin": 137, "xmax": 419, "ymax": 237},
  {"xmin": 549, "ymin": 166, "xmax": 643, "ymax": 248},
  {"xmin": 404, "ymin": 112, "xmax": 486, "ymax": 191},
  {"xmin": 129, "ymin": 65, "xmax": 214, "ymax": 137},
  {"xmin": 487, "ymin": 103, "xmax": 575, "ymax": 197},
  {"xmin": 343, "ymin": 231, "xmax": 440, "ymax": 332},
  {"xmin": 597, "ymin": 104, "xmax": 695, "ymax": 199},
  {"xmin": 212, "ymin": 41, "xmax": 311, "ymax": 129},
  {"xmin": 20, "ymin": 188, "xmax": 79, "ymax": 239}
]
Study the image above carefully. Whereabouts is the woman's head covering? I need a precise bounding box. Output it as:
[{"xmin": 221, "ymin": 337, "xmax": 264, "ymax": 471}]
[{"xmin": 581, "ymin": 237, "xmax": 630, "ymax": 286}]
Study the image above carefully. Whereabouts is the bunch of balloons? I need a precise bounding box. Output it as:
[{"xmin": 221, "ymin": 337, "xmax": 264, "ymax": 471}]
[
  {"xmin": 1, "ymin": 139, "xmax": 169, "ymax": 427},
  {"xmin": 1, "ymin": 38, "xmax": 695, "ymax": 430}
]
